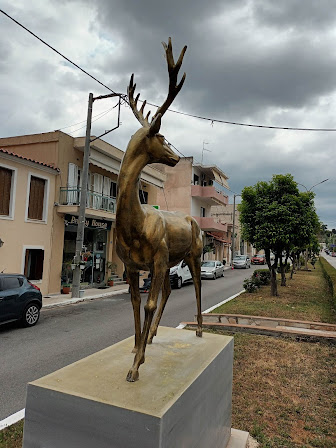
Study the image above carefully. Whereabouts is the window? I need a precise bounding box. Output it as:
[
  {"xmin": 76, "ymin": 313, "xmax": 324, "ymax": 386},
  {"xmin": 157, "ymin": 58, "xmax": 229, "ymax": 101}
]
[
  {"xmin": 200, "ymin": 207, "xmax": 206, "ymax": 217},
  {"xmin": 193, "ymin": 174, "xmax": 199, "ymax": 185},
  {"xmin": 110, "ymin": 181, "xmax": 117, "ymax": 198},
  {"xmin": 139, "ymin": 190, "xmax": 148, "ymax": 204},
  {"xmin": 28, "ymin": 176, "xmax": 46, "ymax": 220},
  {"xmin": 24, "ymin": 249, "xmax": 44, "ymax": 281},
  {"xmin": 1, "ymin": 276, "xmax": 22, "ymax": 291},
  {"xmin": 0, "ymin": 166, "xmax": 13, "ymax": 216}
]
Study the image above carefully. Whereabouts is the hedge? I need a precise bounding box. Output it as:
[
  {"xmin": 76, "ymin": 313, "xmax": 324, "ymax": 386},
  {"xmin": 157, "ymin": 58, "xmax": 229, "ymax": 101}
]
[{"xmin": 319, "ymin": 257, "xmax": 336, "ymax": 305}]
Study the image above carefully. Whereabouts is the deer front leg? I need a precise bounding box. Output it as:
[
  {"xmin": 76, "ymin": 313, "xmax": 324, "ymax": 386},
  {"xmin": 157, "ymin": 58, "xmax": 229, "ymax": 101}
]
[
  {"xmin": 148, "ymin": 269, "xmax": 171, "ymax": 344},
  {"xmin": 127, "ymin": 269, "xmax": 141, "ymax": 354},
  {"xmin": 185, "ymin": 256, "xmax": 202, "ymax": 337},
  {"xmin": 126, "ymin": 256, "xmax": 166, "ymax": 382}
]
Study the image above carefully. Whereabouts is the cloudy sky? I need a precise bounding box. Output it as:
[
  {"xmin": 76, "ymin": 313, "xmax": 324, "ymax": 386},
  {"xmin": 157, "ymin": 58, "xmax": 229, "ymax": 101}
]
[{"xmin": 0, "ymin": 0, "xmax": 335, "ymax": 229}]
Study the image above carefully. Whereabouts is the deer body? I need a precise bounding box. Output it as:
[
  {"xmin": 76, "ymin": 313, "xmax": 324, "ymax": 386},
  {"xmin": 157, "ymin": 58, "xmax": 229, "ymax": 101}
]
[{"xmin": 116, "ymin": 39, "xmax": 203, "ymax": 382}]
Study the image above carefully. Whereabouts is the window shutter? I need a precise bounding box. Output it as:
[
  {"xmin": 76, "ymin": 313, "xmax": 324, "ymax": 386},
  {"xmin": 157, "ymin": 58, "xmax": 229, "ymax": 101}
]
[
  {"xmin": 28, "ymin": 176, "xmax": 45, "ymax": 220},
  {"xmin": 0, "ymin": 167, "xmax": 12, "ymax": 215}
]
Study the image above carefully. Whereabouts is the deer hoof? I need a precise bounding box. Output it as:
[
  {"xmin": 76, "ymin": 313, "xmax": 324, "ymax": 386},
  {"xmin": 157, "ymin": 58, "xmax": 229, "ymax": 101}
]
[
  {"xmin": 126, "ymin": 369, "xmax": 139, "ymax": 382},
  {"xmin": 196, "ymin": 328, "xmax": 203, "ymax": 338}
]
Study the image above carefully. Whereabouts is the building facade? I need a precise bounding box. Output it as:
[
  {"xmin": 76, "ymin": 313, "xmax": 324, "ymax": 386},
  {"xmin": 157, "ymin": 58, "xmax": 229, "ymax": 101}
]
[
  {"xmin": 154, "ymin": 157, "xmax": 230, "ymax": 262},
  {"xmin": 0, "ymin": 149, "xmax": 59, "ymax": 295},
  {"xmin": 0, "ymin": 131, "xmax": 165, "ymax": 294},
  {"xmin": 212, "ymin": 204, "xmax": 256, "ymax": 260}
]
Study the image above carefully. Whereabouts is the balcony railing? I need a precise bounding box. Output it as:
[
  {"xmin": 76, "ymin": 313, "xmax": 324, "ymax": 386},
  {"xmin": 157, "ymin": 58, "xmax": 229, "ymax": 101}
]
[
  {"xmin": 191, "ymin": 185, "xmax": 228, "ymax": 206},
  {"xmin": 59, "ymin": 187, "xmax": 116, "ymax": 213}
]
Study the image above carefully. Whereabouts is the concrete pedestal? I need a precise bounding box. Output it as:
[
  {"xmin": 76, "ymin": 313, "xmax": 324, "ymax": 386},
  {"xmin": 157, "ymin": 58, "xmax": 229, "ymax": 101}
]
[{"xmin": 23, "ymin": 327, "xmax": 240, "ymax": 448}]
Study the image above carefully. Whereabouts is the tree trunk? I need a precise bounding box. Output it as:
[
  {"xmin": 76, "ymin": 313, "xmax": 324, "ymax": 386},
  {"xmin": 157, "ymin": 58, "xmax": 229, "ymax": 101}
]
[
  {"xmin": 280, "ymin": 258, "xmax": 286, "ymax": 286},
  {"xmin": 270, "ymin": 267, "xmax": 278, "ymax": 296},
  {"xmin": 290, "ymin": 255, "xmax": 295, "ymax": 279}
]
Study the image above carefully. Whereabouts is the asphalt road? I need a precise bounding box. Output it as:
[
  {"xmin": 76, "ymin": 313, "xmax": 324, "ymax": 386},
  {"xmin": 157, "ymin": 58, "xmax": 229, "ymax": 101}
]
[
  {"xmin": 0, "ymin": 265, "xmax": 258, "ymax": 421},
  {"xmin": 321, "ymin": 252, "xmax": 336, "ymax": 268}
]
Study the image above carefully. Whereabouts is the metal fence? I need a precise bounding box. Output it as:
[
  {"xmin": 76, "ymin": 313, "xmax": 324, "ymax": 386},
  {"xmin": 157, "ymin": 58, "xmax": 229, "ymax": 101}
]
[{"xmin": 59, "ymin": 187, "xmax": 116, "ymax": 213}]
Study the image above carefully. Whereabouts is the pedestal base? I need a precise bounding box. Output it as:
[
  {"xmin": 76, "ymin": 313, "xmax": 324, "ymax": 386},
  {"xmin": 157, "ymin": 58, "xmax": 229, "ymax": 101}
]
[{"xmin": 23, "ymin": 327, "xmax": 236, "ymax": 448}]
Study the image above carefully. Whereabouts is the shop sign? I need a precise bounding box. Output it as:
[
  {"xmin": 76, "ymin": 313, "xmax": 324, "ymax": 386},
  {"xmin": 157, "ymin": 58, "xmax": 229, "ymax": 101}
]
[{"xmin": 65, "ymin": 214, "xmax": 112, "ymax": 230}]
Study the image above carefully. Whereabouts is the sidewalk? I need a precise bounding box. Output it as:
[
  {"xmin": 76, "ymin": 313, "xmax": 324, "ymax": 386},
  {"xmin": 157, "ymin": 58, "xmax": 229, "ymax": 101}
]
[
  {"xmin": 43, "ymin": 266, "xmax": 233, "ymax": 310},
  {"xmin": 43, "ymin": 283, "xmax": 129, "ymax": 309}
]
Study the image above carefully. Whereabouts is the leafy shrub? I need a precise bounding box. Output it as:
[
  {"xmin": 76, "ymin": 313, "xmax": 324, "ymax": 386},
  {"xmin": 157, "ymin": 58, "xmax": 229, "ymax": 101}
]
[
  {"xmin": 252, "ymin": 269, "xmax": 271, "ymax": 285},
  {"xmin": 319, "ymin": 257, "xmax": 336, "ymax": 306},
  {"xmin": 243, "ymin": 277, "xmax": 259, "ymax": 293}
]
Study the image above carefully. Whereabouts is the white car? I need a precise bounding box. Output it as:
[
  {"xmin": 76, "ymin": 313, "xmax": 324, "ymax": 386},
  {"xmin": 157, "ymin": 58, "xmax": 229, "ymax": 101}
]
[
  {"xmin": 201, "ymin": 260, "xmax": 225, "ymax": 279},
  {"xmin": 169, "ymin": 261, "xmax": 192, "ymax": 288},
  {"xmin": 232, "ymin": 255, "xmax": 251, "ymax": 269}
]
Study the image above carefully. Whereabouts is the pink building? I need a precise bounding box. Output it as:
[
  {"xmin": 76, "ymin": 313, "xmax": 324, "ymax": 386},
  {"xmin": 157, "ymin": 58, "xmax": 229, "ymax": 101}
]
[{"xmin": 155, "ymin": 157, "xmax": 231, "ymax": 262}]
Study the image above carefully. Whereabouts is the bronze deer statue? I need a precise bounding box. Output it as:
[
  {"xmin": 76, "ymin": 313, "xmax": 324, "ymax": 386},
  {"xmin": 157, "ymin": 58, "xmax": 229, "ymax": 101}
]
[{"xmin": 116, "ymin": 38, "xmax": 203, "ymax": 382}]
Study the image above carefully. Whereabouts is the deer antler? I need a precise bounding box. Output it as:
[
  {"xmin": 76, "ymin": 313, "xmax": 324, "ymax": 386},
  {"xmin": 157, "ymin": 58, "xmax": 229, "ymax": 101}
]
[
  {"xmin": 153, "ymin": 38, "xmax": 187, "ymax": 120},
  {"xmin": 127, "ymin": 74, "xmax": 152, "ymax": 128},
  {"xmin": 128, "ymin": 38, "xmax": 187, "ymax": 128}
]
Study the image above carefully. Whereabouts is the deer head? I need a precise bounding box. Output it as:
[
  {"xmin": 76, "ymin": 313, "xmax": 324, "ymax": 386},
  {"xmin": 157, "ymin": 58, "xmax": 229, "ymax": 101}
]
[{"xmin": 127, "ymin": 38, "xmax": 187, "ymax": 166}]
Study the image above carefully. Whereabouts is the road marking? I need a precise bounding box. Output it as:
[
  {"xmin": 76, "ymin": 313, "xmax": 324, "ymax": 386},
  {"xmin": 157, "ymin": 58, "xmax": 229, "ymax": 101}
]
[
  {"xmin": 0, "ymin": 409, "xmax": 25, "ymax": 431},
  {"xmin": 202, "ymin": 290, "xmax": 245, "ymax": 313}
]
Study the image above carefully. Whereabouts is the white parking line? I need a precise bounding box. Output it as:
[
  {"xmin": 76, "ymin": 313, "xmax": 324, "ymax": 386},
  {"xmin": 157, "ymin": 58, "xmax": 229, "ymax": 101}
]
[
  {"xmin": 202, "ymin": 290, "xmax": 245, "ymax": 314},
  {"xmin": 0, "ymin": 408, "xmax": 25, "ymax": 431}
]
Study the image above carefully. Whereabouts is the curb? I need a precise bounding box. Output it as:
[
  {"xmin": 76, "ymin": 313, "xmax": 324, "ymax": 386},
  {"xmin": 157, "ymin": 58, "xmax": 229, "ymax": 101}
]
[{"xmin": 42, "ymin": 288, "xmax": 129, "ymax": 310}]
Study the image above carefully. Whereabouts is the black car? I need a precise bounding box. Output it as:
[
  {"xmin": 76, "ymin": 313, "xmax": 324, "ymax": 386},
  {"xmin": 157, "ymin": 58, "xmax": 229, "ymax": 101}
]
[{"xmin": 0, "ymin": 274, "xmax": 42, "ymax": 327}]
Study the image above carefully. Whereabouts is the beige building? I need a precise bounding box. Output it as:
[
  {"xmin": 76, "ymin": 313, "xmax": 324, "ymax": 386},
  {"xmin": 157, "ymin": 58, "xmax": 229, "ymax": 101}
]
[
  {"xmin": 154, "ymin": 157, "xmax": 230, "ymax": 262},
  {"xmin": 0, "ymin": 148, "xmax": 59, "ymax": 295},
  {"xmin": 212, "ymin": 204, "xmax": 256, "ymax": 260},
  {"xmin": 0, "ymin": 131, "xmax": 165, "ymax": 294}
]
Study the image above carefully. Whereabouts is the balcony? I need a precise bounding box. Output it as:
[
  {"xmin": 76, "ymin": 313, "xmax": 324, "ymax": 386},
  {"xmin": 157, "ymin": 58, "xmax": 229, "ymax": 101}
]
[
  {"xmin": 191, "ymin": 185, "xmax": 228, "ymax": 206},
  {"xmin": 57, "ymin": 187, "xmax": 116, "ymax": 219},
  {"xmin": 193, "ymin": 216, "xmax": 228, "ymax": 232}
]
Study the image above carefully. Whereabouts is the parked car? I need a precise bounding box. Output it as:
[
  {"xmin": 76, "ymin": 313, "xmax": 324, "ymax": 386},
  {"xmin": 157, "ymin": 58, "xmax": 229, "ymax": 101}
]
[
  {"xmin": 233, "ymin": 255, "xmax": 251, "ymax": 269},
  {"xmin": 0, "ymin": 274, "xmax": 42, "ymax": 327},
  {"xmin": 251, "ymin": 254, "xmax": 266, "ymax": 265},
  {"xmin": 201, "ymin": 260, "xmax": 225, "ymax": 279},
  {"xmin": 170, "ymin": 261, "xmax": 192, "ymax": 288}
]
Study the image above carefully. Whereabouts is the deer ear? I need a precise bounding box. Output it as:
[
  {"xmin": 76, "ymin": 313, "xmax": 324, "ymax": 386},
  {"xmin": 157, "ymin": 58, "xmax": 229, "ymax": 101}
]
[{"xmin": 149, "ymin": 114, "xmax": 162, "ymax": 136}]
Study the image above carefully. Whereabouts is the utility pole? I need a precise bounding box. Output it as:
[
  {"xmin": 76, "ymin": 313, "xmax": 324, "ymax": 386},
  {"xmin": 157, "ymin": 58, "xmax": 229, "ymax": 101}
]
[
  {"xmin": 231, "ymin": 194, "xmax": 241, "ymax": 268},
  {"xmin": 72, "ymin": 92, "xmax": 121, "ymax": 298}
]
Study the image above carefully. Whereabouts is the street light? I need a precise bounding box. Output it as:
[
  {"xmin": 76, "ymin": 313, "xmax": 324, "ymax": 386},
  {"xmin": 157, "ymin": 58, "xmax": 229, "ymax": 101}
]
[
  {"xmin": 297, "ymin": 178, "xmax": 329, "ymax": 191},
  {"xmin": 296, "ymin": 178, "xmax": 329, "ymax": 269}
]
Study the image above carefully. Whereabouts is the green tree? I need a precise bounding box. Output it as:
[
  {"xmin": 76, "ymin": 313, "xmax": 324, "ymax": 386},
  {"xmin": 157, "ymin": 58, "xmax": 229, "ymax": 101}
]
[{"xmin": 239, "ymin": 174, "xmax": 318, "ymax": 296}]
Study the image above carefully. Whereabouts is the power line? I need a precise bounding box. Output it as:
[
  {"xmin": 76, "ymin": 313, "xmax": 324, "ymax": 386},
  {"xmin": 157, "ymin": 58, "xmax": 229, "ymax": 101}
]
[
  {"xmin": 146, "ymin": 101, "xmax": 336, "ymax": 132},
  {"xmin": 58, "ymin": 106, "xmax": 116, "ymax": 131},
  {"xmin": 0, "ymin": 9, "xmax": 126, "ymax": 99},
  {"xmin": 3, "ymin": 8, "xmax": 336, "ymax": 132}
]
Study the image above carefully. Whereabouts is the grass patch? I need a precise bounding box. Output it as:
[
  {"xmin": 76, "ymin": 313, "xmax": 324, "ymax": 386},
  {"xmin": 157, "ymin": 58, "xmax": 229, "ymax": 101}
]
[
  {"xmin": 0, "ymin": 420, "xmax": 23, "ymax": 448},
  {"xmin": 217, "ymin": 331, "xmax": 336, "ymax": 448},
  {"xmin": 215, "ymin": 261, "xmax": 336, "ymax": 323}
]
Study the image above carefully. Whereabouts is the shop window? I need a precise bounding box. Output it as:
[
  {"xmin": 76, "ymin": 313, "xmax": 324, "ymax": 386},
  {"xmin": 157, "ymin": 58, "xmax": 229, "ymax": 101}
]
[
  {"xmin": 0, "ymin": 166, "xmax": 14, "ymax": 217},
  {"xmin": 24, "ymin": 249, "xmax": 44, "ymax": 281},
  {"xmin": 28, "ymin": 176, "xmax": 47, "ymax": 221}
]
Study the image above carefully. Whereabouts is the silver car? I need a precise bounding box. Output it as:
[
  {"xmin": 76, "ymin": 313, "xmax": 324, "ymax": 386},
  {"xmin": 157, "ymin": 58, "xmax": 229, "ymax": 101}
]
[
  {"xmin": 232, "ymin": 255, "xmax": 251, "ymax": 269},
  {"xmin": 201, "ymin": 261, "xmax": 225, "ymax": 279}
]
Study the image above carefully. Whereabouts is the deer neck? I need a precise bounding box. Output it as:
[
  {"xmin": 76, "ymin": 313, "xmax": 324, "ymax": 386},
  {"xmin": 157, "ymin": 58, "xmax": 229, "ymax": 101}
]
[{"xmin": 117, "ymin": 141, "xmax": 149, "ymax": 230}]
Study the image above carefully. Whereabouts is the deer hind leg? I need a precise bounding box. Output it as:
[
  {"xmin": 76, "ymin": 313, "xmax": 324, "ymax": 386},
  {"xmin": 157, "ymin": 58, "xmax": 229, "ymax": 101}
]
[
  {"xmin": 148, "ymin": 269, "xmax": 171, "ymax": 344},
  {"xmin": 126, "ymin": 257, "xmax": 166, "ymax": 382},
  {"xmin": 127, "ymin": 269, "xmax": 141, "ymax": 354},
  {"xmin": 185, "ymin": 256, "xmax": 203, "ymax": 337}
]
